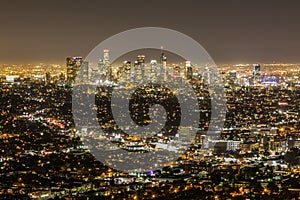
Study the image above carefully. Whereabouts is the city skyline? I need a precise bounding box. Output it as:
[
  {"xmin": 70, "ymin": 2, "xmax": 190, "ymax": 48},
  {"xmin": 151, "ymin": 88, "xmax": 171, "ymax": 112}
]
[{"xmin": 1, "ymin": 1, "xmax": 300, "ymax": 199}]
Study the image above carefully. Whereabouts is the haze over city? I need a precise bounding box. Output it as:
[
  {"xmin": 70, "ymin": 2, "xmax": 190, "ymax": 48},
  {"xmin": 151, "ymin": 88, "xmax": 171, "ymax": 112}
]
[{"xmin": 1, "ymin": 0, "xmax": 300, "ymax": 64}]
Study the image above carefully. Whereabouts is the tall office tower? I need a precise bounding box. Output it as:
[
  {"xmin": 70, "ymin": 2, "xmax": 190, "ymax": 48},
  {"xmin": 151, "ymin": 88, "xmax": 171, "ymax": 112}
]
[
  {"xmin": 81, "ymin": 61, "xmax": 89, "ymax": 83},
  {"xmin": 66, "ymin": 56, "xmax": 83, "ymax": 84},
  {"xmin": 172, "ymin": 65, "xmax": 182, "ymax": 85},
  {"xmin": 186, "ymin": 67, "xmax": 193, "ymax": 80},
  {"xmin": 123, "ymin": 60, "xmax": 131, "ymax": 79},
  {"xmin": 150, "ymin": 60, "xmax": 157, "ymax": 81},
  {"xmin": 89, "ymin": 59, "xmax": 101, "ymax": 84},
  {"xmin": 133, "ymin": 61, "xmax": 139, "ymax": 67},
  {"xmin": 133, "ymin": 60, "xmax": 140, "ymax": 82},
  {"xmin": 103, "ymin": 50, "xmax": 110, "ymax": 65},
  {"xmin": 160, "ymin": 52, "xmax": 167, "ymax": 67},
  {"xmin": 97, "ymin": 59, "xmax": 105, "ymax": 80},
  {"xmin": 123, "ymin": 60, "xmax": 131, "ymax": 71},
  {"xmin": 103, "ymin": 50, "xmax": 113, "ymax": 81},
  {"xmin": 106, "ymin": 64, "xmax": 113, "ymax": 81},
  {"xmin": 117, "ymin": 60, "xmax": 131, "ymax": 81},
  {"xmin": 137, "ymin": 55, "xmax": 145, "ymax": 65},
  {"xmin": 159, "ymin": 52, "xmax": 167, "ymax": 82},
  {"xmin": 138, "ymin": 55, "xmax": 145, "ymax": 79},
  {"xmin": 160, "ymin": 52, "xmax": 167, "ymax": 74},
  {"xmin": 253, "ymin": 64, "xmax": 261, "ymax": 85},
  {"xmin": 185, "ymin": 61, "xmax": 192, "ymax": 79},
  {"xmin": 134, "ymin": 55, "xmax": 145, "ymax": 81},
  {"xmin": 202, "ymin": 66, "xmax": 211, "ymax": 84}
]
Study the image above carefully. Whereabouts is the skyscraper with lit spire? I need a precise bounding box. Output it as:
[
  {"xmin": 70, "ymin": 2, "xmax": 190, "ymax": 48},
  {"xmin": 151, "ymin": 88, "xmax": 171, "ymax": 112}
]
[{"xmin": 160, "ymin": 47, "xmax": 167, "ymax": 81}]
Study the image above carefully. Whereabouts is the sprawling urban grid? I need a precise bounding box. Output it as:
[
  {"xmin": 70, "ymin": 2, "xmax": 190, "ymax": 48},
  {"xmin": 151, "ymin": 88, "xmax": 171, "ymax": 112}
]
[{"xmin": 1, "ymin": 50, "xmax": 300, "ymax": 199}]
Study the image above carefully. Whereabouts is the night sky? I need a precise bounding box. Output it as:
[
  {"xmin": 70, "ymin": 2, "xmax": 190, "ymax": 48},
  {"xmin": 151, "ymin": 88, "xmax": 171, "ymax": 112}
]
[{"xmin": 1, "ymin": 0, "xmax": 300, "ymax": 64}]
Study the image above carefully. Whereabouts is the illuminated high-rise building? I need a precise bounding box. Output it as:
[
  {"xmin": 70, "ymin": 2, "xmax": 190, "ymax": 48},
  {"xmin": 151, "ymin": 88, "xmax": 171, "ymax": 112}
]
[
  {"xmin": 123, "ymin": 60, "xmax": 131, "ymax": 71},
  {"xmin": 159, "ymin": 52, "xmax": 167, "ymax": 81},
  {"xmin": 202, "ymin": 66, "xmax": 211, "ymax": 84},
  {"xmin": 186, "ymin": 67, "xmax": 193, "ymax": 80},
  {"xmin": 102, "ymin": 50, "xmax": 113, "ymax": 81},
  {"xmin": 137, "ymin": 55, "xmax": 145, "ymax": 65},
  {"xmin": 97, "ymin": 59, "xmax": 105, "ymax": 78},
  {"xmin": 66, "ymin": 56, "xmax": 83, "ymax": 84},
  {"xmin": 133, "ymin": 61, "xmax": 139, "ymax": 68},
  {"xmin": 160, "ymin": 53, "xmax": 167, "ymax": 67},
  {"xmin": 150, "ymin": 60, "xmax": 157, "ymax": 81},
  {"xmin": 134, "ymin": 55, "xmax": 145, "ymax": 81},
  {"xmin": 253, "ymin": 64, "xmax": 261, "ymax": 84},
  {"xmin": 160, "ymin": 53, "xmax": 167, "ymax": 74},
  {"xmin": 103, "ymin": 50, "xmax": 110, "ymax": 65},
  {"xmin": 185, "ymin": 61, "xmax": 192, "ymax": 80},
  {"xmin": 89, "ymin": 59, "xmax": 102, "ymax": 84},
  {"xmin": 117, "ymin": 60, "xmax": 131, "ymax": 81},
  {"xmin": 81, "ymin": 61, "xmax": 89, "ymax": 83}
]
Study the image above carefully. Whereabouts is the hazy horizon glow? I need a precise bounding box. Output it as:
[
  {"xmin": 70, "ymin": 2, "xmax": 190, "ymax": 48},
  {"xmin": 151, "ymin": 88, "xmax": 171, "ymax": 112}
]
[{"xmin": 1, "ymin": 0, "xmax": 300, "ymax": 64}]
